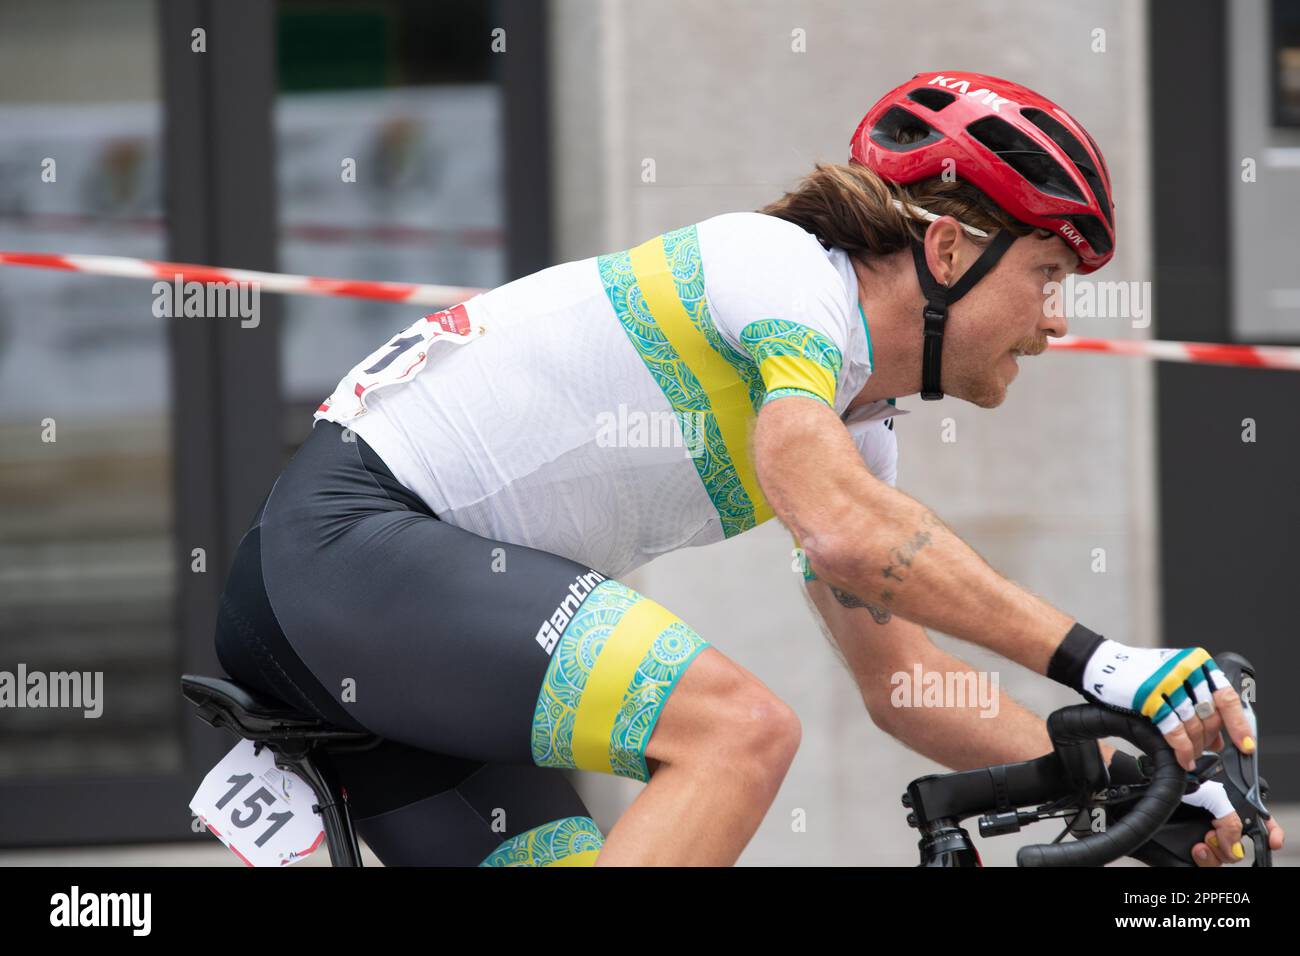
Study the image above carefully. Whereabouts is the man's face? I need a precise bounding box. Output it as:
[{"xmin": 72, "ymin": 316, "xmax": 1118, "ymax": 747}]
[{"xmin": 940, "ymin": 232, "xmax": 1078, "ymax": 408}]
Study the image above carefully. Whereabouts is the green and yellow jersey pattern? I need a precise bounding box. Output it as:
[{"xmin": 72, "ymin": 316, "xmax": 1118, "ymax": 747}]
[{"xmin": 598, "ymin": 223, "xmax": 844, "ymax": 537}]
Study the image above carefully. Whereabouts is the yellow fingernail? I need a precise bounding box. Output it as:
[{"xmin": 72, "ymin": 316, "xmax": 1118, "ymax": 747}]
[
  {"xmin": 1242, "ymin": 736, "xmax": 1256, "ymax": 753},
  {"xmin": 1207, "ymin": 833, "xmax": 1218, "ymax": 847},
  {"xmin": 1233, "ymin": 843, "xmax": 1245, "ymax": 860}
]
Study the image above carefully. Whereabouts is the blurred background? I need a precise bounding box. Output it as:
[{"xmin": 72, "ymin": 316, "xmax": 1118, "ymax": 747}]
[{"xmin": 0, "ymin": 0, "xmax": 1296, "ymax": 866}]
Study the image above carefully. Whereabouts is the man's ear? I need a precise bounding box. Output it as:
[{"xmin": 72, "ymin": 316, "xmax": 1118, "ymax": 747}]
[{"xmin": 921, "ymin": 216, "xmax": 968, "ymax": 286}]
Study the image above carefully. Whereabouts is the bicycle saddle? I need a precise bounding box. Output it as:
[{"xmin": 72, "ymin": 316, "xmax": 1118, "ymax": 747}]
[{"xmin": 181, "ymin": 674, "xmax": 370, "ymax": 743}]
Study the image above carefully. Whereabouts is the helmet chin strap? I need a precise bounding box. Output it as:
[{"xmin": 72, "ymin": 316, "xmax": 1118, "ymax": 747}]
[{"xmin": 910, "ymin": 229, "xmax": 1019, "ymax": 400}]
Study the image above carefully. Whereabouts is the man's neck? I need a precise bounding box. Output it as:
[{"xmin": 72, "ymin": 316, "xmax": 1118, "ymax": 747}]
[{"xmin": 846, "ymin": 251, "xmax": 923, "ymax": 410}]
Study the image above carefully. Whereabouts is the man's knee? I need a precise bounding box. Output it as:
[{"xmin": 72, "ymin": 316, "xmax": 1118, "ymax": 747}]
[
  {"xmin": 702, "ymin": 669, "xmax": 801, "ymax": 779},
  {"xmin": 728, "ymin": 689, "xmax": 802, "ymax": 777},
  {"xmin": 527, "ymin": 577, "xmax": 801, "ymax": 788},
  {"xmin": 649, "ymin": 649, "xmax": 801, "ymax": 783}
]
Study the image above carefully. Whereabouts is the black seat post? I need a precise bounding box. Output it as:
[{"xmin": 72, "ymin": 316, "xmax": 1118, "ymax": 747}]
[{"xmin": 280, "ymin": 745, "xmax": 363, "ymax": 868}]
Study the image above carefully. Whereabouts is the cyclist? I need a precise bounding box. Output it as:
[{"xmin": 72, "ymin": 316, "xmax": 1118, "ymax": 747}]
[{"xmin": 214, "ymin": 71, "xmax": 1277, "ymax": 866}]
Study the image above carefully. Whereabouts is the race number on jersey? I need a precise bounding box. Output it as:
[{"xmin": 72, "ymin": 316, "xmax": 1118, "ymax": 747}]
[{"xmin": 315, "ymin": 302, "xmax": 485, "ymax": 426}]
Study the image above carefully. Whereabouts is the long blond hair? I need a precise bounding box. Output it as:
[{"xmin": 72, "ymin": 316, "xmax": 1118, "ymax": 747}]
[{"xmin": 758, "ymin": 161, "xmax": 1037, "ymax": 261}]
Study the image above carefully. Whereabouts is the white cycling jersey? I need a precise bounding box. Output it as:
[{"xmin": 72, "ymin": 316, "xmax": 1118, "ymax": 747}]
[{"xmin": 315, "ymin": 211, "xmax": 902, "ymax": 577}]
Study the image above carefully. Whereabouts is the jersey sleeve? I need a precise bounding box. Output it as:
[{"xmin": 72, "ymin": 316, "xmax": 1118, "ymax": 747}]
[{"xmin": 697, "ymin": 213, "xmax": 855, "ymax": 409}]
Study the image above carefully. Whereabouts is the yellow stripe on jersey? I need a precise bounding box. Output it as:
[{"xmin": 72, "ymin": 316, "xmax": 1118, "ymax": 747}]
[{"xmin": 627, "ymin": 235, "xmax": 774, "ymax": 525}]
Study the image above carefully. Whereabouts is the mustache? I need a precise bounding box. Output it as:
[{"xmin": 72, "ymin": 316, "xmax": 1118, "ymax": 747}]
[{"xmin": 1012, "ymin": 336, "xmax": 1049, "ymax": 357}]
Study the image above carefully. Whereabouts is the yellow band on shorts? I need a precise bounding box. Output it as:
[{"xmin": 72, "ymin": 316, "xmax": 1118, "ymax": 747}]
[{"xmin": 531, "ymin": 579, "xmax": 709, "ymax": 781}]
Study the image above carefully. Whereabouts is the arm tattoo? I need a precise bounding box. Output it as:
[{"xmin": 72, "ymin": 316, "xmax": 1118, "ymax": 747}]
[
  {"xmin": 829, "ymin": 585, "xmax": 866, "ymax": 608},
  {"xmin": 864, "ymin": 603, "xmax": 892, "ymax": 625},
  {"xmin": 828, "ymin": 511, "xmax": 941, "ymax": 623},
  {"xmin": 880, "ymin": 521, "xmax": 936, "ymax": 586},
  {"xmin": 829, "ymin": 586, "xmax": 893, "ymax": 624}
]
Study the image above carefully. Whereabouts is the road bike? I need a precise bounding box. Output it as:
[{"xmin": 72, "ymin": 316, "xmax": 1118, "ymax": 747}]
[
  {"xmin": 180, "ymin": 652, "xmax": 1271, "ymax": 866},
  {"xmin": 902, "ymin": 652, "xmax": 1271, "ymax": 866}
]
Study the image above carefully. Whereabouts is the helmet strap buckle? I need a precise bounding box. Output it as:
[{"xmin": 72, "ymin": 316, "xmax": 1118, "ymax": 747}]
[{"xmin": 920, "ymin": 303, "xmax": 947, "ymax": 401}]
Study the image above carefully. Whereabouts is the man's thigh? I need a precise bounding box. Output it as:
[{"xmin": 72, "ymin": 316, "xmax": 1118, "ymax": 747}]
[
  {"xmin": 263, "ymin": 485, "xmax": 715, "ymax": 781},
  {"xmin": 328, "ymin": 746, "xmax": 601, "ymax": 867}
]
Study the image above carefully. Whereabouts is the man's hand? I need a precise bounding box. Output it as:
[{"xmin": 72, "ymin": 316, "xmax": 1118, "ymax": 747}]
[
  {"xmin": 1104, "ymin": 751, "xmax": 1284, "ymax": 865},
  {"xmin": 1180, "ymin": 782, "xmax": 1287, "ymax": 866},
  {"xmin": 1050, "ymin": 630, "xmax": 1257, "ymax": 771}
]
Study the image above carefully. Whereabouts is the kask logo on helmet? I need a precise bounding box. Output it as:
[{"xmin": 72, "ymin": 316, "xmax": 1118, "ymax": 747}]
[
  {"xmin": 926, "ymin": 74, "xmax": 1012, "ymax": 112},
  {"xmin": 1058, "ymin": 222, "xmax": 1086, "ymax": 247}
]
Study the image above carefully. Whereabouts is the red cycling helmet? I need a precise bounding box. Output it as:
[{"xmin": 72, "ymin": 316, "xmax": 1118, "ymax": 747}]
[
  {"xmin": 850, "ymin": 71, "xmax": 1116, "ymax": 400},
  {"xmin": 850, "ymin": 70, "xmax": 1115, "ymax": 273}
]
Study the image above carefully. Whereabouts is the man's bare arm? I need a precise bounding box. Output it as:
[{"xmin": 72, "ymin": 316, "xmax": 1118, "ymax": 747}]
[
  {"xmin": 803, "ymin": 579, "xmax": 1126, "ymax": 771},
  {"xmin": 755, "ymin": 396, "xmax": 1073, "ymax": 674}
]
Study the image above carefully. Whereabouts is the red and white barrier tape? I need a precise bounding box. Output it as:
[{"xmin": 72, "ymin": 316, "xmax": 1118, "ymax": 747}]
[
  {"xmin": 1050, "ymin": 336, "xmax": 1300, "ymax": 371},
  {"xmin": 2, "ymin": 250, "xmax": 1298, "ymax": 371},
  {"xmin": 0, "ymin": 250, "xmax": 484, "ymax": 307}
]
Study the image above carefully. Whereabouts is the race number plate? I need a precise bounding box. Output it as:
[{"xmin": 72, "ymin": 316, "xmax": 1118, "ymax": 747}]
[
  {"xmin": 314, "ymin": 302, "xmax": 485, "ymax": 425},
  {"xmin": 189, "ymin": 739, "xmax": 326, "ymax": 867}
]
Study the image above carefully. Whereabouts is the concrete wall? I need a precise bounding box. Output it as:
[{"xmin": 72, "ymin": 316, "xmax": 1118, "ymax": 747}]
[
  {"xmin": 1229, "ymin": 0, "xmax": 1300, "ymax": 340},
  {"xmin": 0, "ymin": 0, "xmax": 158, "ymax": 103},
  {"xmin": 551, "ymin": 0, "xmax": 1156, "ymax": 864}
]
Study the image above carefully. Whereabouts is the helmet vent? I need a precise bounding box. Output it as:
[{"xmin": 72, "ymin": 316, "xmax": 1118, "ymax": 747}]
[
  {"xmin": 965, "ymin": 115, "xmax": 1086, "ymax": 204},
  {"xmin": 1020, "ymin": 108, "xmax": 1114, "ymax": 228},
  {"xmin": 906, "ymin": 87, "xmax": 957, "ymax": 112},
  {"xmin": 1079, "ymin": 125, "xmax": 1111, "ymax": 189},
  {"xmin": 870, "ymin": 106, "xmax": 945, "ymax": 152}
]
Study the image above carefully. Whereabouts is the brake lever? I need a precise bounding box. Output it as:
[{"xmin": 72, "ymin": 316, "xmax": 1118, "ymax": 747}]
[
  {"xmin": 1210, "ymin": 653, "xmax": 1272, "ymax": 866},
  {"xmin": 1218, "ymin": 706, "xmax": 1268, "ymax": 817}
]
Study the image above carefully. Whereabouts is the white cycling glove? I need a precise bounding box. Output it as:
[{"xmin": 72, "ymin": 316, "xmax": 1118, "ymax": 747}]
[
  {"xmin": 1048, "ymin": 624, "xmax": 1227, "ymax": 734},
  {"xmin": 1109, "ymin": 751, "xmax": 1237, "ymax": 820},
  {"xmin": 1181, "ymin": 779, "xmax": 1236, "ymax": 821}
]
